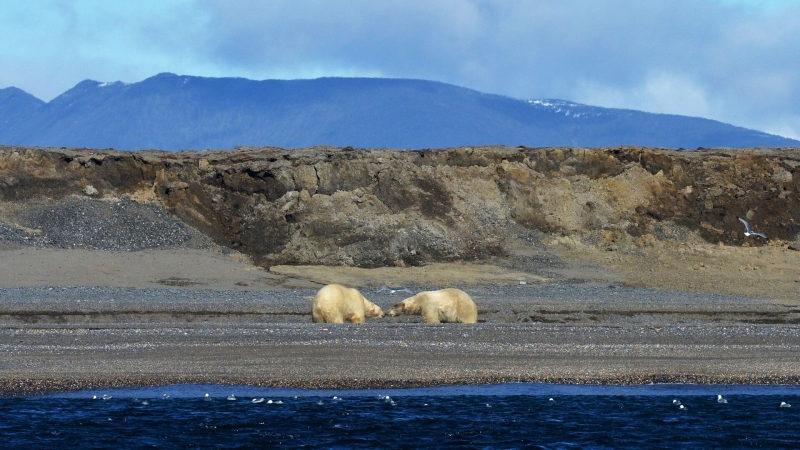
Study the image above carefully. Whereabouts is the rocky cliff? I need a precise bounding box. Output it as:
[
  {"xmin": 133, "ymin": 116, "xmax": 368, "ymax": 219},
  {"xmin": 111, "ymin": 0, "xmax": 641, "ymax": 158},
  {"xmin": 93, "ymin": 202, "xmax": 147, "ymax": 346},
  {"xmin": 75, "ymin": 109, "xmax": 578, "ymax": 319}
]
[{"xmin": 1, "ymin": 145, "xmax": 798, "ymax": 268}]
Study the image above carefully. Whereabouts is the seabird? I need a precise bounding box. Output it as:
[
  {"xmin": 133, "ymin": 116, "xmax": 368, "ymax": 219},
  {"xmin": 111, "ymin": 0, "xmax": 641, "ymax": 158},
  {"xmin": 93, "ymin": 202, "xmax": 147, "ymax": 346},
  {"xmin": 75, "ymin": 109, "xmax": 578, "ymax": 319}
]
[
  {"xmin": 679, "ymin": 405, "xmax": 687, "ymax": 410},
  {"xmin": 252, "ymin": 398, "xmax": 265, "ymax": 404},
  {"xmin": 379, "ymin": 395, "xmax": 396, "ymax": 405},
  {"xmin": 102, "ymin": 394, "xmax": 112, "ymax": 400},
  {"xmin": 227, "ymin": 394, "xmax": 236, "ymax": 401},
  {"xmin": 672, "ymin": 399, "xmax": 681, "ymax": 406},
  {"xmin": 780, "ymin": 401, "xmax": 791, "ymax": 408},
  {"xmin": 377, "ymin": 286, "xmax": 413, "ymax": 294},
  {"xmin": 738, "ymin": 218, "xmax": 768, "ymax": 239},
  {"xmin": 717, "ymin": 395, "xmax": 728, "ymax": 404}
]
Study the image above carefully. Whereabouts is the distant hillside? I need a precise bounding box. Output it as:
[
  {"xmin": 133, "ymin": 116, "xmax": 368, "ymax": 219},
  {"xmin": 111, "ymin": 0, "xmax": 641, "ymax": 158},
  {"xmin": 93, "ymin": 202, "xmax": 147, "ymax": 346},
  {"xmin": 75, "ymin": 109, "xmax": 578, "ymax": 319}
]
[
  {"xmin": 0, "ymin": 73, "xmax": 797, "ymax": 150},
  {"xmin": 0, "ymin": 87, "xmax": 44, "ymax": 133}
]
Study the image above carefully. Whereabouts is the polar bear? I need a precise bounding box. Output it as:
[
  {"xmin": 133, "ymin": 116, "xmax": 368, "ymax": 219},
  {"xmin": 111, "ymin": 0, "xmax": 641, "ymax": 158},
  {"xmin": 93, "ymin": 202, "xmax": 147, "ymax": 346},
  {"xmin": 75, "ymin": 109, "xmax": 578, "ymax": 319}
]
[
  {"xmin": 311, "ymin": 284, "xmax": 384, "ymax": 323},
  {"xmin": 388, "ymin": 288, "xmax": 477, "ymax": 323}
]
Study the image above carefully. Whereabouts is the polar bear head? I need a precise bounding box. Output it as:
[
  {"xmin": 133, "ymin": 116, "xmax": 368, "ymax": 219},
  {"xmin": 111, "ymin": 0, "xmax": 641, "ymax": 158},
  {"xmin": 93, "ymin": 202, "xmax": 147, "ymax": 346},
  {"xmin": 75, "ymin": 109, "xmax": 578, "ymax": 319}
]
[
  {"xmin": 387, "ymin": 298, "xmax": 419, "ymax": 316},
  {"xmin": 364, "ymin": 299, "xmax": 385, "ymax": 318}
]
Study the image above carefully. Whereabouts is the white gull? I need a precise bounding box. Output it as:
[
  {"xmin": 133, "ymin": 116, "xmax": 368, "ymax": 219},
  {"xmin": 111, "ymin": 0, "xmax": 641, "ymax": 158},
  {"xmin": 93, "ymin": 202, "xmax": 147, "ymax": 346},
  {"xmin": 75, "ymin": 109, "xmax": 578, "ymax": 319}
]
[
  {"xmin": 738, "ymin": 218, "xmax": 768, "ymax": 239},
  {"xmin": 377, "ymin": 286, "xmax": 413, "ymax": 294}
]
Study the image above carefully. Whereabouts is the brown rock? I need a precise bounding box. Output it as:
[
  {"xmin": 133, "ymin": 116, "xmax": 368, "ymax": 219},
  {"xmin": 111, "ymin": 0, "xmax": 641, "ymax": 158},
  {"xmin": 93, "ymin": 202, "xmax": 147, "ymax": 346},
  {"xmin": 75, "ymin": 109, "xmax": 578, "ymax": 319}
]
[{"xmin": 1, "ymin": 144, "xmax": 799, "ymax": 268}]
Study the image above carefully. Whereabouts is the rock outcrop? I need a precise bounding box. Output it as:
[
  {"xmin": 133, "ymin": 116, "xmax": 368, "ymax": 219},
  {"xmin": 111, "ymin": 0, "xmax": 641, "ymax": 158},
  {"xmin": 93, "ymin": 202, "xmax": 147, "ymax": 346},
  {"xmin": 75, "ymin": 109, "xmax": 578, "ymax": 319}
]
[{"xmin": 1, "ymin": 145, "xmax": 798, "ymax": 267}]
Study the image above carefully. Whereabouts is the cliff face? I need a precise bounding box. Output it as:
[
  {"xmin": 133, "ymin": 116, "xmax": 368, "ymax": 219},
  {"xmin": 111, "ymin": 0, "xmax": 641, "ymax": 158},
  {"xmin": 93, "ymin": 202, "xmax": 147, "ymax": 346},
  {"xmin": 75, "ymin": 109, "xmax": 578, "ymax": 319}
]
[{"xmin": 1, "ymin": 145, "xmax": 798, "ymax": 267}]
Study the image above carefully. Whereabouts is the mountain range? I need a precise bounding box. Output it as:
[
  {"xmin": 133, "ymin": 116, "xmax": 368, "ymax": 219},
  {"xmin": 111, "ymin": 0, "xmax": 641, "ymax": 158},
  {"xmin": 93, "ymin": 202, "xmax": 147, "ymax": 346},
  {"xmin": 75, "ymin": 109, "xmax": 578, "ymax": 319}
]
[{"xmin": 0, "ymin": 73, "xmax": 797, "ymax": 150}]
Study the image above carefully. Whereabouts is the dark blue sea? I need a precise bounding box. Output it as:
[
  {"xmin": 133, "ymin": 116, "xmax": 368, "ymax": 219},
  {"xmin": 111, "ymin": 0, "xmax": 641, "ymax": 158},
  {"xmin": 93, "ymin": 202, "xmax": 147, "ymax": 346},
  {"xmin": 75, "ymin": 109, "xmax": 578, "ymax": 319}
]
[{"xmin": 2, "ymin": 384, "xmax": 799, "ymax": 449}]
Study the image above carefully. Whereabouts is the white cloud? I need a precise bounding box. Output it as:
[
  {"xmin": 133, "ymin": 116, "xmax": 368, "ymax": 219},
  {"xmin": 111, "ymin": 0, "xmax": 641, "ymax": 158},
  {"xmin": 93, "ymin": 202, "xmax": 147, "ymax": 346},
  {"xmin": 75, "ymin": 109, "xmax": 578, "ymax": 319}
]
[
  {"xmin": 575, "ymin": 72, "xmax": 800, "ymax": 139},
  {"xmin": 0, "ymin": 0, "xmax": 799, "ymax": 140},
  {"xmin": 747, "ymin": 115, "xmax": 800, "ymax": 141},
  {"xmin": 575, "ymin": 73, "xmax": 713, "ymax": 119}
]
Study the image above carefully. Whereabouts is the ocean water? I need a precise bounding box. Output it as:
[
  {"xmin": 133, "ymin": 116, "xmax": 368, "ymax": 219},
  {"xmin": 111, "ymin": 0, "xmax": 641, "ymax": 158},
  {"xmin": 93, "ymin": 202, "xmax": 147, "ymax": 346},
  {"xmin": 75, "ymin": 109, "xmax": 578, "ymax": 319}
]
[{"xmin": 2, "ymin": 384, "xmax": 799, "ymax": 449}]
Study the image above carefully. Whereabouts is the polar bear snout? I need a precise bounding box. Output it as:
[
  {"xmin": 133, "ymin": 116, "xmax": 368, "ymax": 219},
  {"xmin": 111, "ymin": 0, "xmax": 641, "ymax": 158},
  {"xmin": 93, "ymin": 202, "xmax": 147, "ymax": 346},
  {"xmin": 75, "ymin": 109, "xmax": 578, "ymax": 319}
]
[
  {"xmin": 363, "ymin": 299, "xmax": 385, "ymax": 318},
  {"xmin": 369, "ymin": 305, "xmax": 385, "ymax": 318}
]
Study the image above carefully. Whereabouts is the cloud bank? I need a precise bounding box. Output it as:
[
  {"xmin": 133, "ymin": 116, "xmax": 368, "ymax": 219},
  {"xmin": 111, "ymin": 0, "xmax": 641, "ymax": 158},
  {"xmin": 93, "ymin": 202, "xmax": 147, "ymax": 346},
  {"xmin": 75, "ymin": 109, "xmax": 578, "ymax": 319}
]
[{"xmin": 1, "ymin": 0, "xmax": 798, "ymax": 139}]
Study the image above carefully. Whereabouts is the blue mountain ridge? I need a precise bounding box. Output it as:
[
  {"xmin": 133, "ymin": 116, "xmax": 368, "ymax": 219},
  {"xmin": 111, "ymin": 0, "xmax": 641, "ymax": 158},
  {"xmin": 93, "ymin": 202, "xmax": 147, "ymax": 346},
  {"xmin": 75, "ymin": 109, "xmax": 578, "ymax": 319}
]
[
  {"xmin": 0, "ymin": 87, "xmax": 45, "ymax": 134},
  {"xmin": 0, "ymin": 73, "xmax": 797, "ymax": 150}
]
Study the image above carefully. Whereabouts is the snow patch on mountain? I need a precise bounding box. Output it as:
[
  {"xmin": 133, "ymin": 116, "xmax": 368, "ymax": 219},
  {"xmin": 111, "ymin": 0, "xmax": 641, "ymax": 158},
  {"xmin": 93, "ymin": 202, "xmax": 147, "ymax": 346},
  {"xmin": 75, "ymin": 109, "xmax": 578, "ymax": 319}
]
[{"xmin": 527, "ymin": 99, "xmax": 606, "ymax": 119}]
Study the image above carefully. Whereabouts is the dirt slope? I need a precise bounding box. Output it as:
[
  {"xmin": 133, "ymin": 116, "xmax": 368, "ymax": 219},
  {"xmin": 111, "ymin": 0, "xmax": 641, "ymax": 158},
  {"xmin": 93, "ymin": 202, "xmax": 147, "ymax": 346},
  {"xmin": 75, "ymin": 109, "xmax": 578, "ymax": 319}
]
[{"xmin": 1, "ymin": 145, "xmax": 799, "ymax": 299}]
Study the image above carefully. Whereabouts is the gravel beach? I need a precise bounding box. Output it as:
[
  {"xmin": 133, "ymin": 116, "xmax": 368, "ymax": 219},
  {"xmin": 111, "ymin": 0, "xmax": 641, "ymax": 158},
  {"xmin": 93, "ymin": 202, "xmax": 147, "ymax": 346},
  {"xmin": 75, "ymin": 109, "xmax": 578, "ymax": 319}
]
[
  {"xmin": 2, "ymin": 283, "xmax": 799, "ymax": 397},
  {"xmin": 2, "ymin": 195, "xmax": 799, "ymax": 397}
]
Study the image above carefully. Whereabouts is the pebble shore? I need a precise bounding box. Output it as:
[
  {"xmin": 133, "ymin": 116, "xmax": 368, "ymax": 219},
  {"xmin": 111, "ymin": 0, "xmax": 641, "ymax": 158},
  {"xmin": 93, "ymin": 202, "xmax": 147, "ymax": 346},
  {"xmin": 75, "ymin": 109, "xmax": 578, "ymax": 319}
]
[
  {"xmin": 2, "ymin": 284, "xmax": 799, "ymax": 397},
  {"xmin": 1, "ymin": 195, "xmax": 799, "ymax": 397}
]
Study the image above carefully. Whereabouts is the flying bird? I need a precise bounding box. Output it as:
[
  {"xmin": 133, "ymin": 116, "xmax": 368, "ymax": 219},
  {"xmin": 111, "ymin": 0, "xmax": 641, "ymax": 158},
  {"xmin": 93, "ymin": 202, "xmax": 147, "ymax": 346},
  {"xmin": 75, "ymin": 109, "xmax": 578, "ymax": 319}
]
[
  {"xmin": 376, "ymin": 286, "xmax": 413, "ymax": 294},
  {"xmin": 738, "ymin": 218, "xmax": 768, "ymax": 239}
]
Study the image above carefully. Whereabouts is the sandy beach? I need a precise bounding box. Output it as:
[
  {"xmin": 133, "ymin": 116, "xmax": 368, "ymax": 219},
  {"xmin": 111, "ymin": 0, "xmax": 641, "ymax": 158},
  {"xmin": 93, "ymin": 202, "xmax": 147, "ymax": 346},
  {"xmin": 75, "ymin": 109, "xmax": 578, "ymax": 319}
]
[{"xmin": 2, "ymin": 242, "xmax": 799, "ymax": 397}]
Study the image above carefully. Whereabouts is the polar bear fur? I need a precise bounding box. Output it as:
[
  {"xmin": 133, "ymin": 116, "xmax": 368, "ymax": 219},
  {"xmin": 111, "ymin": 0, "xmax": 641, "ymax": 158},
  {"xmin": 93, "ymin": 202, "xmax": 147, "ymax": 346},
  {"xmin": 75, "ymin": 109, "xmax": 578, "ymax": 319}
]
[
  {"xmin": 312, "ymin": 284, "xmax": 384, "ymax": 323},
  {"xmin": 388, "ymin": 288, "xmax": 477, "ymax": 323}
]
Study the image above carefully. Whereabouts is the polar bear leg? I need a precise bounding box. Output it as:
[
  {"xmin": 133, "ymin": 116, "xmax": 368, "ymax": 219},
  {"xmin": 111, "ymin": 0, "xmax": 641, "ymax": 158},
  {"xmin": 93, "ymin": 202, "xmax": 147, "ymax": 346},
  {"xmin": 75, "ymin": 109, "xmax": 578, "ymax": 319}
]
[
  {"xmin": 347, "ymin": 313, "xmax": 364, "ymax": 323},
  {"xmin": 314, "ymin": 311, "xmax": 344, "ymax": 323},
  {"xmin": 421, "ymin": 305, "xmax": 441, "ymax": 324}
]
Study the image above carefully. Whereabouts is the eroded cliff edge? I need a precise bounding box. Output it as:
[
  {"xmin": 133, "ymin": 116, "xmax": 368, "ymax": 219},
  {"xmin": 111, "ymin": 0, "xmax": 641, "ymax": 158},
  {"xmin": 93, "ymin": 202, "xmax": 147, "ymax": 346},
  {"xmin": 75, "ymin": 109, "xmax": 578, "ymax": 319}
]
[{"xmin": 1, "ymin": 145, "xmax": 798, "ymax": 268}]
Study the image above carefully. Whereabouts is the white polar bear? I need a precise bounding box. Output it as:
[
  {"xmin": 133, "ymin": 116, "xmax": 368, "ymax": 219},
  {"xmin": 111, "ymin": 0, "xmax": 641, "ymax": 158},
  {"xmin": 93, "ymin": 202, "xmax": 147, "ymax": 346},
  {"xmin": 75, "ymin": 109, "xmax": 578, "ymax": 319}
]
[
  {"xmin": 387, "ymin": 288, "xmax": 477, "ymax": 323},
  {"xmin": 311, "ymin": 284, "xmax": 384, "ymax": 323}
]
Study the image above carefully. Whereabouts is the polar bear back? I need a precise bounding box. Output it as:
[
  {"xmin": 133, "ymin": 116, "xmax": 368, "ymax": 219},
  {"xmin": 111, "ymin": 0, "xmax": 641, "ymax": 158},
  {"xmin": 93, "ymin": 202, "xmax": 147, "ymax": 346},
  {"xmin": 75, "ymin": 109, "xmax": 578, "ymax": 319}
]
[
  {"xmin": 409, "ymin": 288, "xmax": 477, "ymax": 323},
  {"xmin": 312, "ymin": 284, "xmax": 381, "ymax": 323}
]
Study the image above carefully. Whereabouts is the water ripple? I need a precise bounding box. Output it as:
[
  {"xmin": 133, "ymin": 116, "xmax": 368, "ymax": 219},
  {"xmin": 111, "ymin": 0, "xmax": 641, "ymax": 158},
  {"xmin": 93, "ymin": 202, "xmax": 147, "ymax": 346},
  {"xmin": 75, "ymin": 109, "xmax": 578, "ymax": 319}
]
[{"xmin": 1, "ymin": 384, "xmax": 797, "ymax": 448}]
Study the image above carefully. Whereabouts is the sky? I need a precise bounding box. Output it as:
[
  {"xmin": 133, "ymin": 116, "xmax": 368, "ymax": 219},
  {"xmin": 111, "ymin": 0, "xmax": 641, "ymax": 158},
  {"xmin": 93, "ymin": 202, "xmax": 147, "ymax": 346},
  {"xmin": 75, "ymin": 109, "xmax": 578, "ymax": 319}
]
[{"xmin": 1, "ymin": 0, "xmax": 799, "ymax": 139}]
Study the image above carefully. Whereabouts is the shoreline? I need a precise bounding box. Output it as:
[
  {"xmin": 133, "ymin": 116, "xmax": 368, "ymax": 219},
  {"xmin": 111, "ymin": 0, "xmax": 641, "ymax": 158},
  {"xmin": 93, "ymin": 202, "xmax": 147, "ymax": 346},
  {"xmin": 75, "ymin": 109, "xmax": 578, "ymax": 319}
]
[
  {"xmin": 8, "ymin": 376, "xmax": 800, "ymax": 399},
  {"xmin": 4, "ymin": 315, "xmax": 800, "ymax": 397},
  {"xmin": 2, "ymin": 246, "xmax": 799, "ymax": 399}
]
